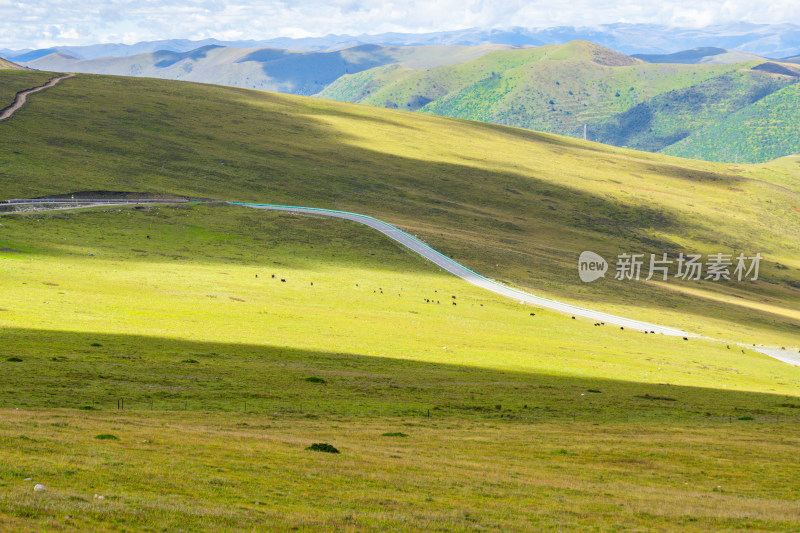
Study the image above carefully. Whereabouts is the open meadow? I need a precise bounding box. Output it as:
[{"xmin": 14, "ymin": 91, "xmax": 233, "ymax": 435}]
[{"xmin": 0, "ymin": 69, "xmax": 799, "ymax": 530}]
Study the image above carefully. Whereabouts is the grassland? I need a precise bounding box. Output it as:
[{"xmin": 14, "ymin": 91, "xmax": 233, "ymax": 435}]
[
  {"xmin": 1, "ymin": 204, "xmax": 799, "ymax": 531},
  {"xmin": 0, "ymin": 70, "xmax": 799, "ymax": 529},
  {"xmin": 2, "ymin": 70, "xmax": 798, "ymax": 347}
]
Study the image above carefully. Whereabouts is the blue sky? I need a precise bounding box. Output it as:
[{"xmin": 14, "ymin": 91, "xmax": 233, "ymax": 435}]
[{"xmin": 1, "ymin": 0, "xmax": 799, "ymax": 49}]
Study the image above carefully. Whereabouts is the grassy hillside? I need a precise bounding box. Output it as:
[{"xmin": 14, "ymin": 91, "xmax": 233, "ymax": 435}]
[
  {"xmin": 0, "ymin": 58, "xmax": 25, "ymax": 70},
  {"xmin": 0, "ymin": 70, "xmax": 52, "ymax": 102},
  {"xmin": 1, "ymin": 204, "xmax": 799, "ymax": 530},
  {"xmin": 662, "ymin": 83, "xmax": 800, "ymax": 162},
  {"xmin": 22, "ymin": 44, "xmax": 511, "ymax": 96},
  {"xmin": 1, "ymin": 71, "xmax": 798, "ymax": 347},
  {"xmin": 319, "ymin": 42, "xmax": 800, "ymax": 162},
  {"xmin": 585, "ymin": 69, "xmax": 796, "ymax": 152}
]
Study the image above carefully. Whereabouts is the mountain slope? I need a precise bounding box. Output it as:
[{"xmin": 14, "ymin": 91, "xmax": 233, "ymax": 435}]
[
  {"xmin": 21, "ymin": 43, "xmax": 512, "ymax": 95},
  {"xmin": 0, "ymin": 71, "xmax": 798, "ymax": 346},
  {"xmin": 320, "ymin": 41, "xmax": 800, "ymax": 162},
  {"xmin": 584, "ymin": 68, "xmax": 797, "ymax": 152},
  {"xmin": 321, "ymin": 41, "xmax": 762, "ymax": 135},
  {"xmin": 662, "ymin": 83, "xmax": 800, "ymax": 162},
  {"xmin": 0, "ymin": 57, "xmax": 25, "ymax": 70},
  {"xmin": 632, "ymin": 47, "xmax": 767, "ymax": 64}
]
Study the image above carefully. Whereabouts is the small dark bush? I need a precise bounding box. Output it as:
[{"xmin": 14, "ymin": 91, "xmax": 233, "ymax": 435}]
[
  {"xmin": 182, "ymin": 359, "xmax": 199, "ymax": 364},
  {"xmin": 306, "ymin": 443, "xmax": 339, "ymax": 454},
  {"xmin": 79, "ymin": 406, "xmax": 96, "ymax": 410},
  {"xmin": 305, "ymin": 377, "xmax": 326, "ymax": 384},
  {"xmin": 738, "ymin": 416, "xmax": 754, "ymax": 421},
  {"xmin": 381, "ymin": 432, "xmax": 409, "ymax": 437},
  {"xmin": 587, "ymin": 389, "xmax": 602, "ymax": 393},
  {"xmin": 7, "ymin": 357, "xmax": 22, "ymax": 362},
  {"xmin": 90, "ymin": 343, "xmax": 102, "ymax": 347},
  {"xmin": 95, "ymin": 434, "xmax": 119, "ymax": 440}
]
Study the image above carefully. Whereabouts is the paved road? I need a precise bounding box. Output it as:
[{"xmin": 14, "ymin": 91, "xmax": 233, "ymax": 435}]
[
  {"xmin": 1, "ymin": 198, "xmax": 795, "ymax": 363},
  {"xmin": 233, "ymin": 202, "xmax": 697, "ymax": 337},
  {"xmin": 0, "ymin": 74, "xmax": 75, "ymax": 122}
]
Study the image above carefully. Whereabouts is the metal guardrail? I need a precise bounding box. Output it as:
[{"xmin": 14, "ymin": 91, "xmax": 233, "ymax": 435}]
[{"xmin": 3, "ymin": 198, "xmax": 190, "ymax": 205}]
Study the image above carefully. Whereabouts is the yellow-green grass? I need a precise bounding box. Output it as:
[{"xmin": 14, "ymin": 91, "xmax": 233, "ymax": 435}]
[
  {"xmin": 0, "ymin": 72, "xmax": 798, "ymax": 349},
  {"xmin": 2, "ymin": 410, "xmax": 800, "ymax": 532},
  {"xmin": 1, "ymin": 204, "xmax": 797, "ymax": 401},
  {"xmin": 1, "ymin": 204, "xmax": 799, "ymax": 531},
  {"xmin": 0, "ymin": 70, "xmax": 55, "ymax": 102}
]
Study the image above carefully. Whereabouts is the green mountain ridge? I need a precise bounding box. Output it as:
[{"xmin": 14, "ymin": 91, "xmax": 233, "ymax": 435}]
[{"xmin": 319, "ymin": 41, "xmax": 800, "ymax": 163}]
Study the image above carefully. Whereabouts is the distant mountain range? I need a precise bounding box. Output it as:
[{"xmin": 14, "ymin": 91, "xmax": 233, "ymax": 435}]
[
  {"xmin": 17, "ymin": 44, "xmax": 511, "ymax": 96},
  {"xmin": 3, "ymin": 25, "xmax": 800, "ymax": 164},
  {"xmin": 3, "ymin": 22, "xmax": 800, "ymax": 61}
]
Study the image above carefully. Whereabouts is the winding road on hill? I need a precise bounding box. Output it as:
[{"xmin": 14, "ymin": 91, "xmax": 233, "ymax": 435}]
[
  {"xmin": 0, "ymin": 72, "xmax": 795, "ymax": 363},
  {"xmin": 1, "ymin": 197, "xmax": 796, "ymax": 364},
  {"xmin": 234, "ymin": 203, "xmax": 800, "ymax": 365},
  {"xmin": 0, "ymin": 74, "xmax": 74, "ymax": 121}
]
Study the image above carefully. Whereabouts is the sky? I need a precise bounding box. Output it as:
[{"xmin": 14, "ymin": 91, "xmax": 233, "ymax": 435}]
[{"xmin": 2, "ymin": 0, "xmax": 800, "ymax": 50}]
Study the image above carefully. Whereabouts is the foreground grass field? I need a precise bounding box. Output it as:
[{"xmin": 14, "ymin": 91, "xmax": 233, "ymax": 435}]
[{"xmin": 1, "ymin": 204, "xmax": 799, "ymax": 530}]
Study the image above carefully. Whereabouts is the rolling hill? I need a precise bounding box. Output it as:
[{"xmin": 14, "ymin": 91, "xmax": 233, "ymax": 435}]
[
  {"xmin": 663, "ymin": 83, "xmax": 800, "ymax": 162},
  {"xmin": 631, "ymin": 47, "xmax": 768, "ymax": 64},
  {"xmin": 21, "ymin": 43, "xmax": 512, "ymax": 95},
  {"xmin": 0, "ymin": 57, "xmax": 24, "ymax": 70},
  {"xmin": 1, "ymin": 69, "xmax": 799, "ymax": 531},
  {"xmin": 319, "ymin": 41, "xmax": 800, "ymax": 162},
  {"xmin": 1, "ymin": 69, "xmax": 798, "ymax": 347}
]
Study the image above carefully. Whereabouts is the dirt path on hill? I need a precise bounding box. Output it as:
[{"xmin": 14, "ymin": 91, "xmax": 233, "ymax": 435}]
[{"xmin": 0, "ymin": 73, "xmax": 75, "ymax": 121}]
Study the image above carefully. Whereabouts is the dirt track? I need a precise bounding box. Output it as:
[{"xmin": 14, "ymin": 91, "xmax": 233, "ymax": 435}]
[{"xmin": 0, "ymin": 73, "xmax": 74, "ymax": 121}]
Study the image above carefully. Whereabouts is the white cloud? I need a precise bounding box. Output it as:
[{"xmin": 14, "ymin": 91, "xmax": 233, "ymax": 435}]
[{"xmin": 1, "ymin": 0, "xmax": 799, "ymax": 49}]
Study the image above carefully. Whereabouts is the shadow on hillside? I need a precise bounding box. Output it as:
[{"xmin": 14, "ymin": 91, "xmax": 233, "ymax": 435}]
[
  {"xmin": 3, "ymin": 74, "xmax": 796, "ymax": 343},
  {"xmin": 1, "ymin": 327, "xmax": 798, "ymax": 421}
]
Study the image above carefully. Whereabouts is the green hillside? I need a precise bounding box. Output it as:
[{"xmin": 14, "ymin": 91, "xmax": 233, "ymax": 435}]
[
  {"xmin": 662, "ymin": 83, "xmax": 800, "ymax": 162},
  {"xmin": 1, "ymin": 70, "xmax": 800, "ymax": 531},
  {"xmin": 585, "ymin": 69, "xmax": 795, "ymax": 152},
  {"xmin": 319, "ymin": 41, "xmax": 800, "ymax": 162},
  {"xmin": 1, "ymin": 71, "xmax": 799, "ymax": 347},
  {"xmin": 0, "ymin": 70, "xmax": 53, "ymax": 99}
]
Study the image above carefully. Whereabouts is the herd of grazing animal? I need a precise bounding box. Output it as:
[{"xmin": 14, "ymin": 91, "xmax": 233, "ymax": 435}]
[{"xmin": 259, "ymin": 273, "xmax": 696, "ymax": 342}]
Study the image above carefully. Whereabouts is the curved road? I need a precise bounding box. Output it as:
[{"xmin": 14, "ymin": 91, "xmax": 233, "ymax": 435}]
[
  {"xmin": 1, "ymin": 197, "xmax": 796, "ymax": 363},
  {"xmin": 232, "ymin": 202, "xmax": 696, "ymax": 337},
  {"xmin": 0, "ymin": 74, "xmax": 75, "ymax": 121}
]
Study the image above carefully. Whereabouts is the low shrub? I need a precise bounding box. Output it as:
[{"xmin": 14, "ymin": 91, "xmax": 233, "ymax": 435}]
[{"xmin": 306, "ymin": 443, "xmax": 339, "ymax": 454}]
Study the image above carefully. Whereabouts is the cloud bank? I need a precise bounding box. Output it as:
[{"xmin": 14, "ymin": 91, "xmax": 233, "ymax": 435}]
[{"xmin": 2, "ymin": 0, "xmax": 800, "ymax": 49}]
